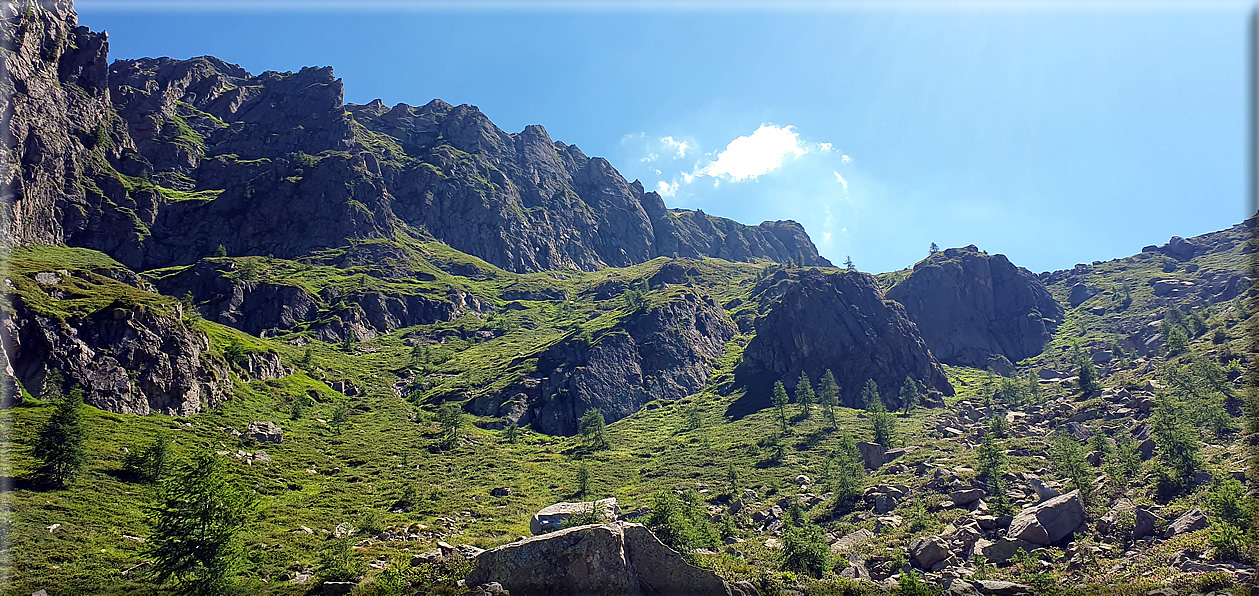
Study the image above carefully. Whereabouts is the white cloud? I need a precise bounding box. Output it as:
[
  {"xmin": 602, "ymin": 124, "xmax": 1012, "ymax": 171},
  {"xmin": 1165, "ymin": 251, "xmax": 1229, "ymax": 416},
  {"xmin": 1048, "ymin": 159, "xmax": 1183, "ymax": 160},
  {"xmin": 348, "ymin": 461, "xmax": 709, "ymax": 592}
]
[
  {"xmin": 823, "ymin": 205, "xmax": 834, "ymax": 228},
  {"xmin": 818, "ymin": 142, "xmax": 833, "ymax": 153},
  {"xmin": 660, "ymin": 136, "xmax": 690, "ymax": 159},
  {"xmin": 833, "ymin": 171, "xmax": 848, "ymax": 190},
  {"xmin": 656, "ymin": 180, "xmax": 679, "ymax": 198},
  {"xmin": 641, "ymin": 153, "xmax": 659, "ymax": 163},
  {"xmin": 823, "ymin": 232, "xmax": 833, "ymax": 242},
  {"xmin": 841, "ymin": 154, "xmax": 852, "ymax": 164},
  {"xmin": 653, "ymin": 168, "xmax": 662, "ymax": 175},
  {"xmin": 701, "ymin": 124, "xmax": 809, "ymax": 182}
]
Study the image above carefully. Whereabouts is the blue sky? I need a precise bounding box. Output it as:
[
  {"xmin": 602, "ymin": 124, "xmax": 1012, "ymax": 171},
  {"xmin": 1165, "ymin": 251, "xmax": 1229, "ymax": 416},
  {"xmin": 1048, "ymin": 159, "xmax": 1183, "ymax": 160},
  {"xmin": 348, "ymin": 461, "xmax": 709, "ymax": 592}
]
[{"xmin": 78, "ymin": 3, "xmax": 1252, "ymax": 274}]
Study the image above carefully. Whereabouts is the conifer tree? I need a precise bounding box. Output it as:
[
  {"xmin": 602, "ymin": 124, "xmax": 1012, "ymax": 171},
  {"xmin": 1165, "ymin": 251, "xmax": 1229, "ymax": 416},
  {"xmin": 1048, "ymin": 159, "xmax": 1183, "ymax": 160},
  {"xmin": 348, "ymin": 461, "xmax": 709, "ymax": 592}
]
[
  {"xmin": 438, "ymin": 402, "xmax": 464, "ymax": 448},
  {"xmin": 817, "ymin": 370, "xmax": 840, "ymax": 429},
  {"xmin": 899, "ymin": 376, "xmax": 920, "ymax": 415},
  {"xmin": 146, "ymin": 451, "xmax": 255, "ymax": 594},
  {"xmin": 39, "ymin": 368, "xmax": 64, "ymax": 403},
  {"xmin": 33, "ymin": 386, "xmax": 87, "ymax": 487},
  {"xmin": 771, "ymin": 381, "xmax": 790, "ymax": 432},
  {"xmin": 579, "ymin": 408, "xmax": 609, "ymax": 450},
  {"xmin": 830, "ymin": 434, "xmax": 866, "ymax": 502},
  {"xmin": 794, "ymin": 372, "xmax": 815, "ymax": 419},
  {"xmin": 929, "ymin": 242, "xmax": 940, "ymax": 254},
  {"xmin": 861, "ymin": 379, "xmax": 881, "ymax": 412}
]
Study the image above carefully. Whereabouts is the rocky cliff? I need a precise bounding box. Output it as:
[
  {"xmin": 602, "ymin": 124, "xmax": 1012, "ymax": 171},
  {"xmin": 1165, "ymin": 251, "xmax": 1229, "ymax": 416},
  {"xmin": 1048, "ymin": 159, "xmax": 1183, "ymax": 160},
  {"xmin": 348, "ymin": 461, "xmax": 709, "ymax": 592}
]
[
  {"xmin": 2, "ymin": 1, "xmax": 829, "ymax": 274},
  {"xmin": 469, "ymin": 286, "xmax": 736, "ymax": 435},
  {"xmin": 3, "ymin": 247, "xmax": 285, "ymax": 415},
  {"xmin": 733, "ymin": 268, "xmax": 953, "ymax": 414},
  {"xmin": 885, "ymin": 246, "xmax": 1064, "ymax": 368}
]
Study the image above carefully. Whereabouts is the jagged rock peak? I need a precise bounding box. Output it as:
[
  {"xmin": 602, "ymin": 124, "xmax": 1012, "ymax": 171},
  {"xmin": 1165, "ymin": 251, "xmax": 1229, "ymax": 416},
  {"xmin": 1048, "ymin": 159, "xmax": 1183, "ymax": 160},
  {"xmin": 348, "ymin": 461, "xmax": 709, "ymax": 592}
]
[
  {"xmin": 886, "ymin": 245, "xmax": 1063, "ymax": 368},
  {"xmin": 733, "ymin": 267, "xmax": 952, "ymax": 414}
]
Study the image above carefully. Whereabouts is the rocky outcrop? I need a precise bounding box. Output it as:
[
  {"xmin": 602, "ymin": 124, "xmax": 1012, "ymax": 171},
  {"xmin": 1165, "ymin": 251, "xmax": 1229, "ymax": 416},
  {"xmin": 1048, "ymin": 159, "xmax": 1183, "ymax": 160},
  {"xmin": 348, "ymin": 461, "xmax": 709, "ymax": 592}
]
[
  {"xmin": 886, "ymin": 246, "xmax": 1063, "ymax": 368},
  {"xmin": 733, "ymin": 268, "xmax": 952, "ymax": 413},
  {"xmin": 469, "ymin": 287, "xmax": 736, "ymax": 435},
  {"xmin": 4, "ymin": 292, "xmax": 231, "ymax": 416},
  {"xmin": 150, "ymin": 257, "xmax": 481, "ymax": 340},
  {"xmin": 465, "ymin": 522, "xmax": 753, "ymax": 596}
]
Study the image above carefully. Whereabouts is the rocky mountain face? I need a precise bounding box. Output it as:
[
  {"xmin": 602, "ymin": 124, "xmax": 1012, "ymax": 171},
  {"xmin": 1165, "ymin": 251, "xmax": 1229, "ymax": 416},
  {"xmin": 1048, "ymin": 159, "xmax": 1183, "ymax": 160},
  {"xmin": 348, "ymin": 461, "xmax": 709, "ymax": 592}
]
[
  {"xmin": 469, "ymin": 287, "xmax": 736, "ymax": 435},
  {"xmin": 3, "ymin": 255, "xmax": 286, "ymax": 415},
  {"xmin": 734, "ymin": 269, "xmax": 953, "ymax": 413},
  {"xmin": 149, "ymin": 257, "xmax": 487, "ymax": 343},
  {"xmin": 3, "ymin": 2, "xmax": 829, "ymax": 275},
  {"xmin": 885, "ymin": 246, "xmax": 1063, "ymax": 368}
]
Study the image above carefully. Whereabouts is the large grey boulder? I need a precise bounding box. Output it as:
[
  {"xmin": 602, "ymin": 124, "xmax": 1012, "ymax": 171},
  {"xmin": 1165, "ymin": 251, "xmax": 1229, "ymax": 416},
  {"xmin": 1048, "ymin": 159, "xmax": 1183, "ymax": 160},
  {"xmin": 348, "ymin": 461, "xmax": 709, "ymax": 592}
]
[
  {"xmin": 1007, "ymin": 490, "xmax": 1085, "ymax": 545},
  {"xmin": 246, "ymin": 421, "xmax": 284, "ymax": 443},
  {"xmin": 529, "ymin": 498, "xmax": 618, "ymax": 535},
  {"xmin": 466, "ymin": 522, "xmax": 754, "ymax": 596},
  {"xmin": 977, "ymin": 537, "xmax": 1037, "ymax": 564},
  {"xmin": 857, "ymin": 442, "xmax": 886, "ymax": 470},
  {"xmin": 1164, "ymin": 509, "xmax": 1208, "ymax": 538},
  {"xmin": 910, "ymin": 535, "xmax": 951, "ymax": 569},
  {"xmin": 1025, "ymin": 476, "xmax": 1060, "ymax": 502}
]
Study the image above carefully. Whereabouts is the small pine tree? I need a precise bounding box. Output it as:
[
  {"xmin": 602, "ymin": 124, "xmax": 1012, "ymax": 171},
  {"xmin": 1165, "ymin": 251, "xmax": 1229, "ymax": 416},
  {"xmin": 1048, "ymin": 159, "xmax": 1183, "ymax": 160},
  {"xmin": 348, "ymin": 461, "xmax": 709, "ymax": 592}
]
[
  {"xmin": 861, "ymin": 379, "xmax": 882, "ymax": 412},
  {"xmin": 871, "ymin": 410, "xmax": 897, "ymax": 449},
  {"xmin": 438, "ymin": 402, "xmax": 464, "ymax": 448},
  {"xmin": 977, "ymin": 432, "xmax": 1006, "ymax": 481},
  {"xmin": 1051, "ymin": 432, "xmax": 1094, "ymax": 505},
  {"xmin": 1150, "ymin": 393, "xmax": 1203, "ymax": 497},
  {"xmin": 39, "ymin": 368, "xmax": 64, "ymax": 403},
  {"xmin": 817, "ymin": 370, "xmax": 840, "ymax": 429},
  {"xmin": 123, "ymin": 431, "xmax": 171, "ymax": 484},
  {"xmin": 1073, "ymin": 344, "xmax": 1100, "ymax": 395},
  {"xmin": 341, "ymin": 330, "xmax": 355, "ymax": 353},
  {"xmin": 1026, "ymin": 369, "xmax": 1044, "ymax": 403},
  {"xmin": 989, "ymin": 412, "xmax": 1010, "ymax": 439},
  {"xmin": 33, "ymin": 386, "xmax": 87, "ymax": 487},
  {"xmin": 929, "ymin": 242, "xmax": 940, "ymax": 254},
  {"xmin": 298, "ymin": 346, "xmax": 313, "ymax": 367},
  {"xmin": 502, "ymin": 421, "xmax": 520, "ymax": 444},
  {"xmin": 146, "ymin": 451, "xmax": 255, "ymax": 594},
  {"xmin": 576, "ymin": 461, "xmax": 590, "ymax": 497},
  {"xmin": 214, "ymin": 244, "xmax": 227, "ymax": 258},
  {"xmin": 726, "ymin": 462, "xmax": 739, "ymax": 495},
  {"xmin": 794, "ymin": 372, "xmax": 815, "ymax": 419},
  {"xmin": 578, "ymin": 408, "xmax": 609, "ymax": 450},
  {"xmin": 781, "ymin": 516, "xmax": 829, "ymax": 578},
  {"xmin": 331, "ymin": 401, "xmax": 349, "ymax": 434},
  {"xmin": 771, "ymin": 381, "xmax": 790, "ymax": 432},
  {"xmin": 844, "ymin": 255, "xmax": 855, "ymax": 270},
  {"xmin": 899, "ymin": 376, "xmax": 920, "ymax": 415},
  {"xmin": 830, "ymin": 434, "xmax": 866, "ymax": 502}
]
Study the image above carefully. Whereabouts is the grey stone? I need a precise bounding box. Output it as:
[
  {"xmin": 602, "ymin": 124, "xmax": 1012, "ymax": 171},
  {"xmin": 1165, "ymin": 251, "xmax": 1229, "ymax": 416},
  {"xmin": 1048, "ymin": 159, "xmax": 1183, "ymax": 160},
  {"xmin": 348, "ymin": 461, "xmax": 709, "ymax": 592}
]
[
  {"xmin": 1164, "ymin": 509, "xmax": 1208, "ymax": 538},
  {"xmin": 466, "ymin": 522, "xmax": 738, "ymax": 596},
  {"xmin": 530, "ymin": 498, "xmax": 618, "ymax": 535},
  {"xmin": 1007, "ymin": 490, "xmax": 1086, "ymax": 545},
  {"xmin": 246, "ymin": 421, "xmax": 284, "ymax": 443},
  {"xmin": 857, "ymin": 442, "xmax": 886, "ymax": 469},
  {"xmin": 910, "ymin": 535, "xmax": 951, "ymax": 569}
]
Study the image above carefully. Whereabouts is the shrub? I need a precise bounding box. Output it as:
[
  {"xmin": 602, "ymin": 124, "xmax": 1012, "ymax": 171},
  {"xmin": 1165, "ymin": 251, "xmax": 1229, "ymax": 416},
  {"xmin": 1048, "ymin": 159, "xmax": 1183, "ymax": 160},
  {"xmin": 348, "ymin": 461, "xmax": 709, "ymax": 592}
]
[
  {"xmin": 317, "ymin": 535, "xmax": 367, "ymax": 582},
  {"xmin": 645, "ymin": 490, "xmax": 719, "ymax": 557},
  {"xmin": 780, "ymin": 521, "xmax": 829, "ymax": 578},
  {"xmin": 123, "ymin": 431, "xmax": 171, "ymax": 484}
]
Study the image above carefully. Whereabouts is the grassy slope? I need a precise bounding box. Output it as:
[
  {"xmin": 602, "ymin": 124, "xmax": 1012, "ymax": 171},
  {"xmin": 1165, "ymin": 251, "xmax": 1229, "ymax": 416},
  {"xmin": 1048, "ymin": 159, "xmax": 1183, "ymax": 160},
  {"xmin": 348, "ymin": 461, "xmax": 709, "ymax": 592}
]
[{"xmin": 2, "ymin": 223, "xmax": 1253, "ymax": 594}]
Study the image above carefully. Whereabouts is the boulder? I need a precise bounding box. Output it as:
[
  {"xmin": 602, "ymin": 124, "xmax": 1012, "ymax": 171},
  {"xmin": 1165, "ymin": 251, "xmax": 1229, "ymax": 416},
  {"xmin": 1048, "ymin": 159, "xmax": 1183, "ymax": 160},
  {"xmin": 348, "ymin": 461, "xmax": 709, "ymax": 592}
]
[
  {"xmin": 1164, "ymin": 509, "xmax": 1208, "ymax": 538},
  {"xmin": 978, "ymin": 537, "xmax": 1038, "ymax": 564},
  {"xmin": 1026, "ymin": 477, "xmax": 1060, "ymax": 502},
  {"xmin": 322, "ymin": 582, "xmax": 357, "ymax": 596},
  {"xmin": 530, "ymin": 498, "xmax": 619, "ymax": 535},
  {"xmin": 465, "ymin": 522, "xmax": 750, "ymax": 596},
  {"xmin": 1134, "ymin": 507, "xmax": 1162, "ymax": 540},
  {"xmin": 857, "ymin": 442, "xmax": 886, "ymax": 469},
  {"xmin": 246, "ymin": 421, "xmax": 284, "ymax": 443},
  {"xmin": 830, "ymin": 529, "xmax": 875, "ymax": 554},
  {"xmin": 950, "ymin": 489, "xmax": 986, "ymax": 506},
  {"xmin": 910, "ymin": 535, "xmax": 951, "ymax": 569},
  {"xmin": 976, "ymin": 580, "xmax": 1033, "ymax": 596},
  {"xmin": 1006, "ymin": 491, "xmax": 1085, "ymax": 545}
]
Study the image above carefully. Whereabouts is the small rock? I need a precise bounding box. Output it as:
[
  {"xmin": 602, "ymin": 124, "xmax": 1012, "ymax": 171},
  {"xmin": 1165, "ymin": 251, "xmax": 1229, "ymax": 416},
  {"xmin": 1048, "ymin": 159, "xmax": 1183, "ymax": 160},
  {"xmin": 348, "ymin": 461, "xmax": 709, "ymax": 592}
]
[{"xmin": 245, "ymin": 421, "xmax": 284, "ymax": 444}]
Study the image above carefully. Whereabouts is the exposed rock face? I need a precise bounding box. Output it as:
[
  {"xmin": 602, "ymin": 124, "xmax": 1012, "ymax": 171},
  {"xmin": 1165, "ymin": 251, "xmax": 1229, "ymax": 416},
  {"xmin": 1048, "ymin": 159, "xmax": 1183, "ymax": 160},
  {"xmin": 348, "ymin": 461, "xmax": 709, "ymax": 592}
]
[
  {"xmin": 886, "ymin": 246, "xmax": 1063, "ymax": 368},
  {"xmin": 465, "ymin": 522, "xmax": 749, "ymax": 596},
  {"xmin": 4, "ymin": 295, "xmax": 230, "ymax": 416},
  {"xmin": 733, "ymin": 269, "xmax": 952, "ymax": 412},
  {"xmin": 469, "ymin": 287, "xmax": 736, "ymax": 435},
  {"xmin": 150, "ymin": 258, "xmax": 482, "ymax": 341},
  {"xmin": 245, "ymin": 421, "xmax": 284, "ymax": 443},
  {"xmin": 3, "ymin": 5, "xmax": 828, "ymax": 275}
]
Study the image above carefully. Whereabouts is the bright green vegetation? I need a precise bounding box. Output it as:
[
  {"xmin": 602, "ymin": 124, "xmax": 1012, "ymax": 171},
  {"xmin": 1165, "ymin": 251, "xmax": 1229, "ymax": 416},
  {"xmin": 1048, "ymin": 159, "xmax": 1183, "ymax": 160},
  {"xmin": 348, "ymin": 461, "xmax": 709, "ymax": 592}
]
[{"xmin": 2, "ymin": 219, "xmax": 1255, "ymax": 594}]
